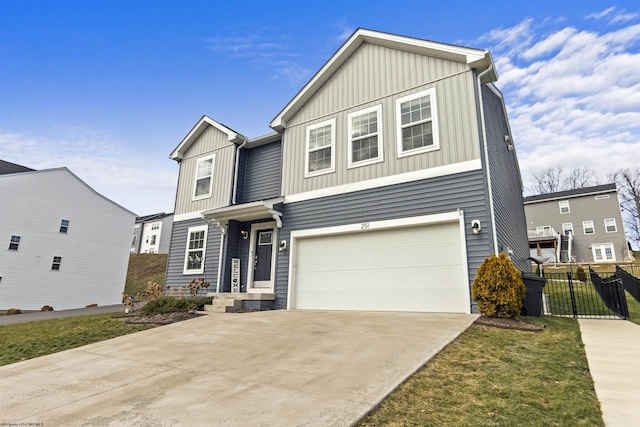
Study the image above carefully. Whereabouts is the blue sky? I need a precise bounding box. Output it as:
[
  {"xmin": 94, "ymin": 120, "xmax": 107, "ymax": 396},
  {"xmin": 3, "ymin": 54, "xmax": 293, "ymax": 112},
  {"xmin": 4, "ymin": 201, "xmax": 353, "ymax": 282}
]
[{"xmin": 1, "ymin": 1, "xmax": 639, "ymax": 215}]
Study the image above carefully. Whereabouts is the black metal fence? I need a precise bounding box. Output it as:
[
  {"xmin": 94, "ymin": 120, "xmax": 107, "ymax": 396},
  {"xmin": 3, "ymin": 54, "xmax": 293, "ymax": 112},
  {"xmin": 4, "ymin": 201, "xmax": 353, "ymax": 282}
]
[{"xmin": 541, "ymin": 270, "xmax": 630, "ymax": 319}]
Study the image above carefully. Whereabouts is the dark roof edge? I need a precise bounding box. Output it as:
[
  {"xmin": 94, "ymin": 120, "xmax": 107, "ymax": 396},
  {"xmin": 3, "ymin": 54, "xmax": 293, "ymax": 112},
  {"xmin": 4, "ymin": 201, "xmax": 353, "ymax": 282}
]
[{"xmin": 524, "ymin": 183, "xmax": 617, "ymax": 203}]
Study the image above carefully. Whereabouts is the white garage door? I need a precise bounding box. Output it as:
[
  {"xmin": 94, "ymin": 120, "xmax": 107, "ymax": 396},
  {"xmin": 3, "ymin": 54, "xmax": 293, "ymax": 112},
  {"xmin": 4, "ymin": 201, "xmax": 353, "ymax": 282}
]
[{"xmin": 291, "ymin": 220, "xmax": 470, "ymax": 313}]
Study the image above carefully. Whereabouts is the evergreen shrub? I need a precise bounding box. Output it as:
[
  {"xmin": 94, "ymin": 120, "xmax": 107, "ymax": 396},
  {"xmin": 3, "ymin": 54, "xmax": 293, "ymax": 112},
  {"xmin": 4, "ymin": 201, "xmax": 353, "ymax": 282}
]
[{"xmin": 472, "ymin": 252, "xmax": 525, "ymax": 318}]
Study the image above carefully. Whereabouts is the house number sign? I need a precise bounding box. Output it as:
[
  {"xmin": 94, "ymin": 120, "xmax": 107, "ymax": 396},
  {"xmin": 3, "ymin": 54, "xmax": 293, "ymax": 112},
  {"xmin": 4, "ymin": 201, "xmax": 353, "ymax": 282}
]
[
  {"xmin": 361, "ymin": 222, "xmax": 370, "ymax": 230},
  {"xmin": 231, "ymin": 258, "xmax": 240, "ymax": 293}
]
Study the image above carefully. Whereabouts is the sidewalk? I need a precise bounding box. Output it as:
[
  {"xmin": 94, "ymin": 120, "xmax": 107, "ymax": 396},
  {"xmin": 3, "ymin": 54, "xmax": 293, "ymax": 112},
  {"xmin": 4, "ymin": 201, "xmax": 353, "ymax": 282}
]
[
  {"xmin": 0, "ymin": 304, "xmax": 124, "ymax": 326},
  {"xmin": 579, "ymin": 319, "xmax": 640, "ymax": 427}
]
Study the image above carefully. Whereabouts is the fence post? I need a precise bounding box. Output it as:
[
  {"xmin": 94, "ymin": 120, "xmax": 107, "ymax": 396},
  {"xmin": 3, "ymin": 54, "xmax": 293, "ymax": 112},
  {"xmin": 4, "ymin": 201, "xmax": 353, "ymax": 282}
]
[{"xmin": 567, "ymin": 272, "xmax": 578, "ymax": 318}]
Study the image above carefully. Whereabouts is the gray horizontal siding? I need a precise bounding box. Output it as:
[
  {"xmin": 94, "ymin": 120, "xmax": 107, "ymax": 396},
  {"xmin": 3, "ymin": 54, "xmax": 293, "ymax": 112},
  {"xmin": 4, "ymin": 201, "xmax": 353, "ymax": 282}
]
[
  {"xmin": 242, "ymin": 141, "xmax": 282, "ymax": 203},
  {"xmin": 165, "ymin": 218, "xmax": 222, "ymax": 291},
  {"xmin": 274, "ymin": 169, "xmax": 492, "ymax": 310},
  {"xmin": 482, "ymin": 85, "xmax": 530, "ymax": 271}
]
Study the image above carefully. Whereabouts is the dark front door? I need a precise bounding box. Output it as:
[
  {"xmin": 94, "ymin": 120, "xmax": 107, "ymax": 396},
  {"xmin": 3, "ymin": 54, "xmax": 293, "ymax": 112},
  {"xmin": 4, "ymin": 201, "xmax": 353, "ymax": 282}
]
[{"xmin": 253, "ymin": 230, "xmax": 273, "ymax": 287}]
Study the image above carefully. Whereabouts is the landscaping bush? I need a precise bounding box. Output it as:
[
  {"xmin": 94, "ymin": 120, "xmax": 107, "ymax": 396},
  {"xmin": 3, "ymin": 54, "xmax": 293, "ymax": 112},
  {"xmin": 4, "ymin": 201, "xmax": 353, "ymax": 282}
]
[
  {"xmin": 140, "ymin": 296, "xmax": 213, "ymax": 315},
  {"xmin": 576, "ymin": 266, "xmax": 588, "ymax": 282},
  {"xmin": 472, "ymin": 252, "xmax": 526, "ymax": 318}
]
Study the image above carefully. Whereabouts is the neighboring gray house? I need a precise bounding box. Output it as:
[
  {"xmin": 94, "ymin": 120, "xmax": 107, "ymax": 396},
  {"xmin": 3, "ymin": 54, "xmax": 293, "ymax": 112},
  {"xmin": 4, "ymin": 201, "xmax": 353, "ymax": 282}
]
[
  {"xmin": 131, "ymin": 212, "xmax": 174, "ymax": 254},
  {"xmin": 524, "ymin": 184, "xmax": 630, "ymax": 263},
  {"xmin": 165, "ymin": 28, "xmax": 529, "ymax": 313},
  {"xmin": 0, "ymin": 165, "xmax": 136, "ymax": 310}
]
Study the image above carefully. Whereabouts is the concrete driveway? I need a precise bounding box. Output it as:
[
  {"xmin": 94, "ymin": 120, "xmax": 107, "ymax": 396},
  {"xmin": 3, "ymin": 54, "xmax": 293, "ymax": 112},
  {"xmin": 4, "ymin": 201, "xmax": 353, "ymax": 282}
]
[{"xmin": 1, "ymin": 310, "xmax": 477, "ymax": 426}]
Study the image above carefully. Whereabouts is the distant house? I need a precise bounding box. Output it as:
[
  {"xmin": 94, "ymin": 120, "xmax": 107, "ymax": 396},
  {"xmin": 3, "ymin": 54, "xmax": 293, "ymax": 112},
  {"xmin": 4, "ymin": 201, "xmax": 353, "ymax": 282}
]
[
  {"xmin": 131, "ymin": 213, "xmax": 174, "ymax": 254},
  {"xmin": 165, "ymin": 28, "xmax": 529, "ymax": 313},
  {"xmin": 0, "ymin": 163, "xmax": 136, "ymax": 310},
  {"xmin": 524, "ymin": 184, "xmax": 630, "ymax": 263}
]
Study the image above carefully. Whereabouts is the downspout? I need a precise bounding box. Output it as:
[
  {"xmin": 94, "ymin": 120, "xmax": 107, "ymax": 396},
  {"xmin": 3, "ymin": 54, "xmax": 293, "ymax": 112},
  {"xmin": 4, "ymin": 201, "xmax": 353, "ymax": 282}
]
[
  {"xmin": 232, "ymin": 141, "xmax": 247, "ymax": 205},
  {"xmin": 476, "ymin": 64, "xmax": 499, "ymax": 254}
]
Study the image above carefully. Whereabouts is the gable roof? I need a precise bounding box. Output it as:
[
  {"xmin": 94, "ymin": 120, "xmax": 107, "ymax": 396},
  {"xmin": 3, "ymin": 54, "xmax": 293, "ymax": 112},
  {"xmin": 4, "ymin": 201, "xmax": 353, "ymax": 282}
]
[
  {"xmin": 524, "ymin": 183, "xmax": 617, "ymax": 204},
  {"xmin": 170, "ymin": 116, "xmax": 247, "ymax": 161},
  {"xmin": 270, "ymin": 28, "xmax": 497, "ymax": 131},
  {"xmin": 0, "ymin": 167, "xmax": 136, "ymax": 217},
  {"xmin": 0, "ymin": 159, "xmax": 34, "ymax": 175}
]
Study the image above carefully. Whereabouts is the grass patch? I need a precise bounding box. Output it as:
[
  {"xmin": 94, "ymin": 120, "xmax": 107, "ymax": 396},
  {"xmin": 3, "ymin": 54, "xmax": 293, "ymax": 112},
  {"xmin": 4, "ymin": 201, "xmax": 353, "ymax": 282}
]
[
  {"xmin": 626, "ymin": 291, "xmax": 640, "ymax": 325},
  {"xmin": 0, "ymin": 313, "xmax": 156, "ymax": 366},
  {"xmin": 358, "ymin": 317, "xmax": 603, "ymax": 427},
  {"xmin": 124, "ymin": 253, "xmax": 168, "ymax": 297}
]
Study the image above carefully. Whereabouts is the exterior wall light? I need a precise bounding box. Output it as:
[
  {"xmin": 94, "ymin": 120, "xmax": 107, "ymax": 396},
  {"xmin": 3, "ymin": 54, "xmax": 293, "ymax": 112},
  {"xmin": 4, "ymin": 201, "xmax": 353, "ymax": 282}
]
[
  {"xmin": 471, "ymin": 220, "xmax": 481, "ymax": 235},
  {"xmin": 241, "ymin": 230, "xmax": 248, "ymax": 240},
  {"xmin": 278, "ymin": 240, "xmax": 287, "ymax": 252}
]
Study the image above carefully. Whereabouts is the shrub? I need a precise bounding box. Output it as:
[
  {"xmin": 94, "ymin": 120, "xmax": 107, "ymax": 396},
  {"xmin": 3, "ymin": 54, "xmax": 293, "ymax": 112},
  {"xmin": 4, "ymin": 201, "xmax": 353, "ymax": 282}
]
[
  {"xmin": 140, "ymin": 296, "xmax": 213, "ymax": 315},
  {"xmin": 472, "ymin": 252, "xmax": 526, "ymax": 318},
  {"xmin": 576, "ymin": 266, "xmax": 587, "ymax": 282},
  {"xmin": 142, "ymin": 281, "xmax": 164, "ymax": 299}
]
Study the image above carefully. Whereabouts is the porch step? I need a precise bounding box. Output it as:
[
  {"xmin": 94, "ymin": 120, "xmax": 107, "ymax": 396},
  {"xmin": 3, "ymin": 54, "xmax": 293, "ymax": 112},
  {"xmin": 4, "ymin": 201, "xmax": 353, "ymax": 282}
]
[{"xmin": 202, "ymin": 293, "xmax": 276, "ymax": 313}]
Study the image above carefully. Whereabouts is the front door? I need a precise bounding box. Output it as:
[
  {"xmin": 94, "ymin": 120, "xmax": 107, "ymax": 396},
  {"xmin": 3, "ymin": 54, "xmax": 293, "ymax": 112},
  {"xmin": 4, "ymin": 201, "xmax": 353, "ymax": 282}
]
[{"xmin": 249, "ymin": 223, "xmax": 276, "ymax": 291}]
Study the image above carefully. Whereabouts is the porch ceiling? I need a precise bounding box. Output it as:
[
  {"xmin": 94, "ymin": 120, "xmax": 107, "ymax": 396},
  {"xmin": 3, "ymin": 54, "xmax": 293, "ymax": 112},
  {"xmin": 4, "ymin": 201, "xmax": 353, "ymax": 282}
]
[{"xmin": 201, "ymin": 199, "xmax": 283, "ymax": 230}]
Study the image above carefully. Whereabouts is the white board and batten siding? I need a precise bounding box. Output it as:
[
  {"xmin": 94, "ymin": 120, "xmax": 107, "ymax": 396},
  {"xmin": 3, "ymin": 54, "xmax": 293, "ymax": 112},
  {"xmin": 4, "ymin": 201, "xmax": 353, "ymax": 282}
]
[
  {"xmin": 288, "ymin": 212, "xmax": 471, "ymax": 313},
  {"xmin": 0, "ymin": 168, "xmax": 135, "ymax": 310}
]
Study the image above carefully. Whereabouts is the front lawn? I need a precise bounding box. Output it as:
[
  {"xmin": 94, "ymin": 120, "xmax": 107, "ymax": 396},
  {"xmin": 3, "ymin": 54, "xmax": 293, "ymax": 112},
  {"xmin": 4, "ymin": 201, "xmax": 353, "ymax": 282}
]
[{"xmin": 358, "ymin": 316, "xmax": 603, "ymax": 427}]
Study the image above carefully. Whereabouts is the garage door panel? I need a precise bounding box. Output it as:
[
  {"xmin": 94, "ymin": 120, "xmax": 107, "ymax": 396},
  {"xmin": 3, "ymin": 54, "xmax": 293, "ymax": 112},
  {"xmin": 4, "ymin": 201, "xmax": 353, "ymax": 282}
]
[{"xmin": 292, "ymin": 220, "xmax": 470, "ymax": 313}]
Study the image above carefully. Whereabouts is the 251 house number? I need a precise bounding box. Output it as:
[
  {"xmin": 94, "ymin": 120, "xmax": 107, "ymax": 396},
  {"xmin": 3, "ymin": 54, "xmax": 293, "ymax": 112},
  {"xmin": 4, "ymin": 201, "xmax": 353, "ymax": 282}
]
[{"xmin": 361, "ymin": 222, "xmax": 370, "ymax": 230}]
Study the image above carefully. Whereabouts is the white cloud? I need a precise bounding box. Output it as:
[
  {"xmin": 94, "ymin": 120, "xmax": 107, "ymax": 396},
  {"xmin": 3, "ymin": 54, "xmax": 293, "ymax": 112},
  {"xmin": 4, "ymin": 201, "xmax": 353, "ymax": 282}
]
[
  {"xmin": 475, "ymin": 13, "xmax": 640, "ymax": 194},
  {"xmin": 0, "ymin": 128, "xmax": 177, "ymax": 215}
]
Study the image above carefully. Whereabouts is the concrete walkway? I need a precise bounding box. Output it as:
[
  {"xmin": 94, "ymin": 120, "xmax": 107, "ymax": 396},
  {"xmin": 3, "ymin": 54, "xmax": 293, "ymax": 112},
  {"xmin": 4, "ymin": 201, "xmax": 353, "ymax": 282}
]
[
  {"xmin": 579, "ymin": 319, "xmax": 640, "ymax": 427},
  {"xmin": 0, "ymin": 310, "xmax": 477, "ymax": 426}
]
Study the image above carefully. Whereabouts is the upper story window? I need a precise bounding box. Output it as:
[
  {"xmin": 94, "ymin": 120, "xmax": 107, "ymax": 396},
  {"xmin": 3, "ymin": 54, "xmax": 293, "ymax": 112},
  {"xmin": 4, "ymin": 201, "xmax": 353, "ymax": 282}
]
[
  {"xmin": 151, "ymin": 223, "xmax": 160, "ymax": 230},
  {"xmin": 184, "ymin": 225, "xmax": 207, "ymax": 274},
  {"xmin": 559, "ymin": 200, "xmax": 570, "ymax": 214},
  {"xmin": 150, "ymin": 235, "xmax": 157, "ymax": 245},
  {"xmin": 536, "ymin": 225, "xmax": 552, "ymax": 235},
  {"xmin": 193, "ymin": 154, "xmax": 215, "ymax": 200},
  {"xmin": 595, "ymin": 195, "xmax": 609, "ymax": 200},
  {"xmin": 348, "ymin": 105, "xmax": 383, "ymax": 168},
  {"xmin": 305, "ymin": 119, "xmax": 335, "ymax": 177},
  {"xmin": 134, "ymin": 223, "xmax": 141, "ymax": 230},
  {"xmin": 51, "ymin": 256, "xmax": 62, "ymax": 270},
  {"xmin": 604, "ymin": 218, "xmax": 617, "ymax": 233},
  {"xmin": 8, "ymin": 235, "xmax": 20, "ymax": 250},
  {"xmin": 59, "ymin": 219, "xmax": 70, "ymax": 233},
  {"xmin": 583, "ymin": 220, "xmax": 595, "ymax": 235},
  {"xmin": 396, "ymin": 87, "xmax": 439, "ymax": 158},
  {"xmin": 562, "ymin": 223, "xmax": 574, "ymax": 236}
]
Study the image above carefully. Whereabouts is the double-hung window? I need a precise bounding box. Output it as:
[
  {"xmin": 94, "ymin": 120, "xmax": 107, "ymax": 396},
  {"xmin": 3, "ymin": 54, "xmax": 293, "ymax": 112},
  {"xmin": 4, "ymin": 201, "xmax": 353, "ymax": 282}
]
[
  {"xmin": 562, "ymin": 223, "xmax": 574, "ymax": 236},
  {"xmin": 59, "ymin": 219, "xmax": 70, "ymax": 233},
  {"xmin": 396, "ymin": 87, "xmax": 439, "ymax": 157},
  {"xmin": 559, "ymin": 200, "xmax": 570, "ymax": 214},
  {"xmin": 8, "ymin": 235, "xmax": 20, "ymax": 250},
  {"xmin": 193, "ymin": 155, "xmax": 215, "ymax": 200},
  {"xmin": 583, "ymin": 220, "xmax": 595, "ymax": 235},
  {"xmin": 184, "ymin": 225, "xmax": 207, "ymax": 274},
  {"xmin": 305, "ymin": 119, "xmax": 335, "ymax": 177},
  {"xmin": 51, "ymin": 256, "xmax": 62, "ymax": 270},
  {"xmin": 348, "ymin": 105, "xmax": 383, "ymax": 168},
  {"xmin": 604, "ymin": 218, "xmax": 617, "ymax": 233}
]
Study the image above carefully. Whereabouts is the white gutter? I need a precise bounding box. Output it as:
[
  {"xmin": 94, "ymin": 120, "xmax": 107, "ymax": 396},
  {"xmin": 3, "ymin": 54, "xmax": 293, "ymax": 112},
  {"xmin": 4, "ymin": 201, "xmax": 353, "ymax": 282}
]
[
  {"xmin": 232, "ymin": 141, "xmax": 247, "ymax": 205},
  {"xmin": 476, "ymin": 64, "xmax": 499, "ymax": 254}
]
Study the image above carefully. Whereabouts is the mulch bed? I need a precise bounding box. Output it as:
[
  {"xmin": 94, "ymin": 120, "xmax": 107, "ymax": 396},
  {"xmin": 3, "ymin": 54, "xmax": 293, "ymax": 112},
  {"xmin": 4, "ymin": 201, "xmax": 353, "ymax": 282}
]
[
  {"xmin": 113, "ymin": 311, "xmax": 203, "ymax": 325},
  {"xmin": 474, "ymin": 315, "xmax": 545, "ymax": 332}
]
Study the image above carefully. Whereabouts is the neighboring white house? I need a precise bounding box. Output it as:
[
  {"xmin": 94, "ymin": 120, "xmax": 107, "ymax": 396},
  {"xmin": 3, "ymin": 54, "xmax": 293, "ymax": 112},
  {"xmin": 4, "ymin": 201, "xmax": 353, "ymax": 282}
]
[
  {"xmin": 131, "ymin": 212, "xmax": 173, "ymax": 254},
  {"xmin": 0, "ymin": 164, "xmax": 136, "ymax": 310}
]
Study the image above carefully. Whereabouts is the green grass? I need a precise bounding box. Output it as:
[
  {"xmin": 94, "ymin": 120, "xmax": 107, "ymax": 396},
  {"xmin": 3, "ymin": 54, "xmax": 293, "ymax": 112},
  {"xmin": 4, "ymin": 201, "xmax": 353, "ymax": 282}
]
[
  {"xmin": 626, "ymin": 291, "xmax": 640, "ymax": 325},
  {"xmin": 358, "ymin": 316, "xmax": 603, "ymax": 427},
  {"xmin": 0, "ymin": 313, "xmax": 156, "ymax": 366},
  {"xmin": 124, "ymin": 253, "xmax": 168, "ymax": 297}
]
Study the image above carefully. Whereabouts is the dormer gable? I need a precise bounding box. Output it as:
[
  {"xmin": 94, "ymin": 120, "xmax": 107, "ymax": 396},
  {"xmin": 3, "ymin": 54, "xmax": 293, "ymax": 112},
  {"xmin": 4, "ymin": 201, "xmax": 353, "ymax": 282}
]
[{"xmin": 170, "ymin": 115, "xmax": 247, "ymax": 161}]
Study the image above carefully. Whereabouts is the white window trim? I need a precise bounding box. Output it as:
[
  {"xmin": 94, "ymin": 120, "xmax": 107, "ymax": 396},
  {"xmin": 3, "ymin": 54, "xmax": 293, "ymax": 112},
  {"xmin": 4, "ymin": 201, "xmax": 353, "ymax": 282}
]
[
  {"xmin": 192, "ymin": 154, "xmax": 216, "ymax": 201},
  {"xmin": 562, "ymin": 223, "xmax": 574, "ymax": 235},
  {"xmin": 592, "ymin": 243, "xmax": 615, "ymax": 262},
  {"xmin": 395, "ymin": 87, "xmax": 440, "ymax": 158},
  {"xmin": 305, "ymin": 118, "xmax": 336, "ymax": 178},
  {"xmin": 559, "ymin": 200, "xmax": 570, "ymax": 214},
  {"xmin": 347, "ymin": 105, "xmax": 383, "ymax": 168},
  {"xmin": 604, "ymin": 218, "xmax": 617, "ymax": 233},
  {"xmin": 183, "ymin": 225, "xmax": 208, "ymax": 274},
  {"xmin": 583, "ymin": 220, "xmax": 595, "ymax": 235}
]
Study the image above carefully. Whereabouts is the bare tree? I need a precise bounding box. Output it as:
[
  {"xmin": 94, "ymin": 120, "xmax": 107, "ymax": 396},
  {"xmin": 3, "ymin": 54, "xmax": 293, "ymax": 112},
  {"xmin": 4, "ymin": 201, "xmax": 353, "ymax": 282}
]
[
  {"xmin": 612, "ymin": 168, "xmax": 640, "ymax": 247},
  {"xmin": 530, "ymin": 166, "xmax": 563, "ymax": 194},
  {"xmin": 562, "ymin": 167, "xmax": 598, "ymax": 190}
]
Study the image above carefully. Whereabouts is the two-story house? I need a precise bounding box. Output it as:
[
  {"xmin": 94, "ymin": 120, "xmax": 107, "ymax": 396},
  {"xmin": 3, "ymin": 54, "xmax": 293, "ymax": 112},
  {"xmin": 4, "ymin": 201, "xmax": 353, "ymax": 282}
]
[
  {"xmin": 165, "ymin": 28, "xmax": 530, "ymax": 313},
  {"xmin": 131, "ymin": 212, "xmax": 174, "ymax": 254},
  {"xmin": 524, "ymin": 183, "xmax": 630, "ymax": 263},
  {"xmin": 1, "ymin": 162, "xmax": 136, "ymax": 310}
]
